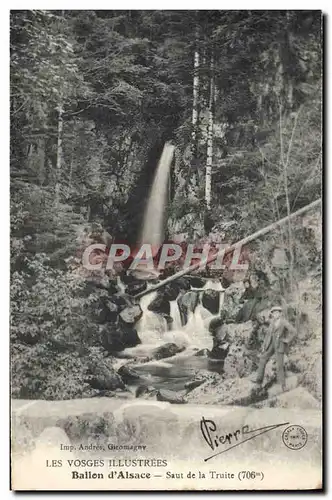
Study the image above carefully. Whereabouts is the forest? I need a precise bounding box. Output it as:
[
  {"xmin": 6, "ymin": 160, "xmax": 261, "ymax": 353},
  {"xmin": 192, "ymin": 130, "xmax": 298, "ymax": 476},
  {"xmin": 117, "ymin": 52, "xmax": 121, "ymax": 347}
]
[{"xmin": 10, "ymin": 10, "xmax": 322, "ymax": 403}]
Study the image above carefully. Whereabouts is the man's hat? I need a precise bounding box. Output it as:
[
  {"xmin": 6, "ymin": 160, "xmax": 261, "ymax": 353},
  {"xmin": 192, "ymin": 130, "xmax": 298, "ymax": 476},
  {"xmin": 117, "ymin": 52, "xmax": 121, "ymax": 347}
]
[{"xmin": 270, "ymin": 306, "xmax": 282, "ymax": 313}]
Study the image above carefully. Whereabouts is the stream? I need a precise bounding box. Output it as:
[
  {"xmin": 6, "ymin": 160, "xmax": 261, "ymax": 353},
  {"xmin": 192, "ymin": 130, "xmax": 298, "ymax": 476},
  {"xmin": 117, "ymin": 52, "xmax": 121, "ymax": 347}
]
[{"xmin": 114, "ymin": 279, "xmax": 225, "ymax": 392}]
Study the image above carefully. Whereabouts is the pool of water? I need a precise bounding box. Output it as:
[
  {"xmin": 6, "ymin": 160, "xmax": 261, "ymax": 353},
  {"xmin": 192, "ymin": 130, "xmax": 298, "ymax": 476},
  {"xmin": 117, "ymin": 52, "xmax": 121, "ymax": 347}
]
[{"xmin": 131, "ymin": 353, "xmax": 224, "ymax": 391}]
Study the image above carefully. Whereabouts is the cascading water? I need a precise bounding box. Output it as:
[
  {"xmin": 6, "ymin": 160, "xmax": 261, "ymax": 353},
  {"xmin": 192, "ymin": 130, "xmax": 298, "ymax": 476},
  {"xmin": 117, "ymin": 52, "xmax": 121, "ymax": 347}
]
[
  {"xmin": 125, "ymin": 279, "xmax": 224, "ymax": 356},
  {"xmin": 121, "ymin": 280, "xmax": 226, "ymax": 390},
  {"xmin": 170, "ymin": 300, "xmax": 182, "ymax": 330},
  {"xmin": 136, "ymin": 292, "xmax": 167, "ymax": 345},
  {"xmin": 119, "ymin": 142, "xmax": 225, "ymax": 388},
  {"xmin": 140, "ymin": 142, "xmax": 175, "ymax": 249}
]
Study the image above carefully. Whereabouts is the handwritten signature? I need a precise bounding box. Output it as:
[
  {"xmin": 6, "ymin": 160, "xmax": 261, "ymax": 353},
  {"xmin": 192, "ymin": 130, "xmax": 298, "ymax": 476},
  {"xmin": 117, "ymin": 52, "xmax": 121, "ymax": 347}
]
[{"xmin": 200, "ymin": 417, "xmax": 289, "ymax": 462}]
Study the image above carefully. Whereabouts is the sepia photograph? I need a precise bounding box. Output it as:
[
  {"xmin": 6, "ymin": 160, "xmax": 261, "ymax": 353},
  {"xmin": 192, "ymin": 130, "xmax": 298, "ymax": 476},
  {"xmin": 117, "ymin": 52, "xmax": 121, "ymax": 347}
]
[{"xmin": 10, "ymin": 9, "xmax": 323, "ymax": 491}]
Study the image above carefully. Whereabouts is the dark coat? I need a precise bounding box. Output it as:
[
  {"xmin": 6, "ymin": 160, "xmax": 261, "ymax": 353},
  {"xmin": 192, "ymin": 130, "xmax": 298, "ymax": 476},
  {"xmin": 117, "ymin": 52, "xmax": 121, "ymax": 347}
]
[{"xmin": 262, "ymin": 318, "xmax": 296, "ymax": 353}]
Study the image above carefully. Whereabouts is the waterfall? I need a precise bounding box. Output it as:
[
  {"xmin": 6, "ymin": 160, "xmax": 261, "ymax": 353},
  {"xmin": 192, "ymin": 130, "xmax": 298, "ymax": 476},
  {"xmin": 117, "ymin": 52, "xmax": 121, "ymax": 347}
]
[
  {"xmin": 140, "ymin": 142, "xmax": 175, "ymax": 249},
  {"xmin": 170, "ymin": 300, "xmax": 182, "ymax": 330},
  {"xmin": 134, "ymin": 279, "xmax": 224, "ymax": 352},
  {"xmin": 116, "ymin": 275, "xmax": 125, "ymax": 293},
  {"xmin": 136, "ymin": 292, "xmax": 167, "ymax": 345}
]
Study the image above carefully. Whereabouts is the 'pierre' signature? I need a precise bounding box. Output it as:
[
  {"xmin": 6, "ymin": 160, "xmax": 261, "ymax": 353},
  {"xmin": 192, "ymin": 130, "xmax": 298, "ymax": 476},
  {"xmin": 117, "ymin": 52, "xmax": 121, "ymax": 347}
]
[{"xmin": 200, "ymin": 417, "xmax": 289, "ymax": 462}]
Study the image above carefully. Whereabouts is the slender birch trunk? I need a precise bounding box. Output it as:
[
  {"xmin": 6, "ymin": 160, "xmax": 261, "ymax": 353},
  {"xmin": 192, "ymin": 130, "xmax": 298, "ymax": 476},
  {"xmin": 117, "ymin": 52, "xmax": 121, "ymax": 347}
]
[
  {"xmin": 55, "ymin": 100, "xmax": 64, "ymax": 209},
  {"xmin": 191, "ymin": 31, "xmax": 200, "ymax": 159},
  {"xmin": 205, "ymin": 52, "xmax": 214, "ymax": 210}
]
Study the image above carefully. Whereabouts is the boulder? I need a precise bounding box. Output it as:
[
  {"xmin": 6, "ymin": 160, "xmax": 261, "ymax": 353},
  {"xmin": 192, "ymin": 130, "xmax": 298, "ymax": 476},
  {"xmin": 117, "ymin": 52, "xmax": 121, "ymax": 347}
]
[
  {"xmin": 152, "ymin": 342, "xmax": 185, "ymax": 360},
  {"xmin": 184, "ymin": 379, "xmax": 205, "ymax": 391},
  {"xmin": 209, "ymin": 341, "xmax": 230, "ymax": 361},
  {"xmin": 164, "ymin": 283, "xmax": 181, "ymax": 301},
  {"xmin": 156, "ymin": 389, "xmax": 186, "ymax": 404},
  {"xmin": 176, "ymin": 277, "xmax": 192, "ymax": 291},
  {"xmin": 222, "ymin": 282, "xmax": 245, "ymax": 320},
  {"xmin": 220, "ymin": 320, "xmax": 254, "ymax": 344},
  {"xmin": 135, "ymin": 385, "xmax": 158, "ymax": 399},
  {"xmin": 85, "ymin": 358, "xmax": 126, "ymax": 392},
  {"xmin": 148, "ymin": 292, "xmax": 170, "ymax": 316},
  {"xmin": 186, "ymin": 375, "xmax": 267, "ymax": 406},
  {"xmin": 186, "ymin": 276, "xmax": 206, "ymax": 288},
  {"xmin": 202, "ymin": 289, "xmax": 220, "ymax": 314},
  {"xmin": 118, "ymin": 364, "xmax": 142, "ymax": 384},
  {"xmin": 208, "ymin": 316, "xmax": 226, "ymax": 336},
  {"xmin": 195, "ymin": 348, "xmax": 210, "ymax": 357},
  {"xmin": 223, "ymin": 342, "xmax": 254, "ymax": 378},
  {"xmin": 177, "ymin": 291, "xmax": 199, "ymax": 325},
  {"xmin": 119, "ymin": 304, "xmax": 143, "ymax": 325},
  {"xmin": 100, "ymin": 324, "xmax": 141, "ymax": 353}
]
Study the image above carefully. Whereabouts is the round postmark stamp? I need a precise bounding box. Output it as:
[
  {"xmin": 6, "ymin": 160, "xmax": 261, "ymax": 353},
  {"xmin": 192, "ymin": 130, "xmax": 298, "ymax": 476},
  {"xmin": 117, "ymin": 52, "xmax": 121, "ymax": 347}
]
[{"xmin": 282, "ymin": 425, "xmax": 308, "ymax": 450}]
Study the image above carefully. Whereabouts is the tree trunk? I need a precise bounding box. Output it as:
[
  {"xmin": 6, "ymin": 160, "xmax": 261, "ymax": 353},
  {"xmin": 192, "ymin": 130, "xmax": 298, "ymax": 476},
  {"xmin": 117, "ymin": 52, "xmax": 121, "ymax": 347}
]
[
  {"xmin": 191, "ymin": 37, "xmax": 200, "ymax": 158},
  {"xmin": 135, "ymin": 199, "xmax": 321, "ymax": 299},
  {"xmin": 205, "ymin": 52, "xmax": 214, "ymax": 211},
  {"xmin": 55, "ymin": 101, "xmax": 64, "ymax": 208}
]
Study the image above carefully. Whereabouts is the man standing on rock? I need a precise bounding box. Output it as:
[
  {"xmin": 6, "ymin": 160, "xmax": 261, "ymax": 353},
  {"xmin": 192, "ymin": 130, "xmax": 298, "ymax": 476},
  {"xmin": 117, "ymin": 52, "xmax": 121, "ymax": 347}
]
[{"xmin": 250, "ymin": 306, "xmax": 296, "ymax": 392}]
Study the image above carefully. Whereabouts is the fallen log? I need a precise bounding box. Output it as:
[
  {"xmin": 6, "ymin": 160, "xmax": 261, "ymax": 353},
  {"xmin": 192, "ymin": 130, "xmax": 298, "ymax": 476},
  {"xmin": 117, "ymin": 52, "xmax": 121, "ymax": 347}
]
[{"xmin": 135, "ymin": 198, "xmax": 322, "ymax": 299}]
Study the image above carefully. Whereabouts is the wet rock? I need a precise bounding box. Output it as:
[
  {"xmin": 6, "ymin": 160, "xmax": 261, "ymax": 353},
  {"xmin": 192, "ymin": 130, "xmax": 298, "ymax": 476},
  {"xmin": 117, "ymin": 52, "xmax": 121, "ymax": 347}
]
[
  {"xmin": 177, "ymin": 290, "xmax": 199, "ymax": 325},
  {"xmin": 100, "ymin": 324, "xmax": 141, "ymax": 353},
  {"xmin": 152, "ymin": 342, "xmax": 185, "ymax": 360},
  {"xmin": 176, "ymin": 277, "xmax": 191, "ymax": 291},
  {"xmin": 118, "ymin": 364, "xmax": 141, "ymax": 384},
  {"xmin": 85, "ymin": 358, "xmax": 126, "ymax": 391},
  {"xmin": 184, "ymin": 379, "xmax": 205, "ymax": 391},
  {"xmin": 202, "ymin": 289, "xmax": 220, "ymax": 314},
  {"xmin": 119, "ymin": 304, "xmax": 143, "ymax": 325},
  {"xmin": 156, "ymin": 389, "xmax": 187, "ymax": 404},
  {"xmin": 209, "ymin": 341, "xmax": 230, "ymax": 361},
  {"xmin": 135, "ymin": 385, "xmax": 158, "ymax": 399},
  {"xmin": 195, "ymin": 348, "xmax": 210, "ymax": 357},
  {"xmin": 148, "ymin": 292, "xmax": 170, "ymax": 316},
  {"xmin": 162, "ymin": 283, "xmax": 179, "ymax": 301},
  {"xmin": 125, "ymin": 280, "xmax": 147, "ymax": 296},
  {"xmin": 186, "ymin": 276, "xmax": 206, "ymax": 288}
]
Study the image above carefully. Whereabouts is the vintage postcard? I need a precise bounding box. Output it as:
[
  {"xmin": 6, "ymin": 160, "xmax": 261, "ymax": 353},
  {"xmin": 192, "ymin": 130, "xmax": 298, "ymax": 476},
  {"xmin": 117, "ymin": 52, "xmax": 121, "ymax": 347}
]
[{"xmin": 10, "ymin": 10, "xmax": 323, "ymax": 491}]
